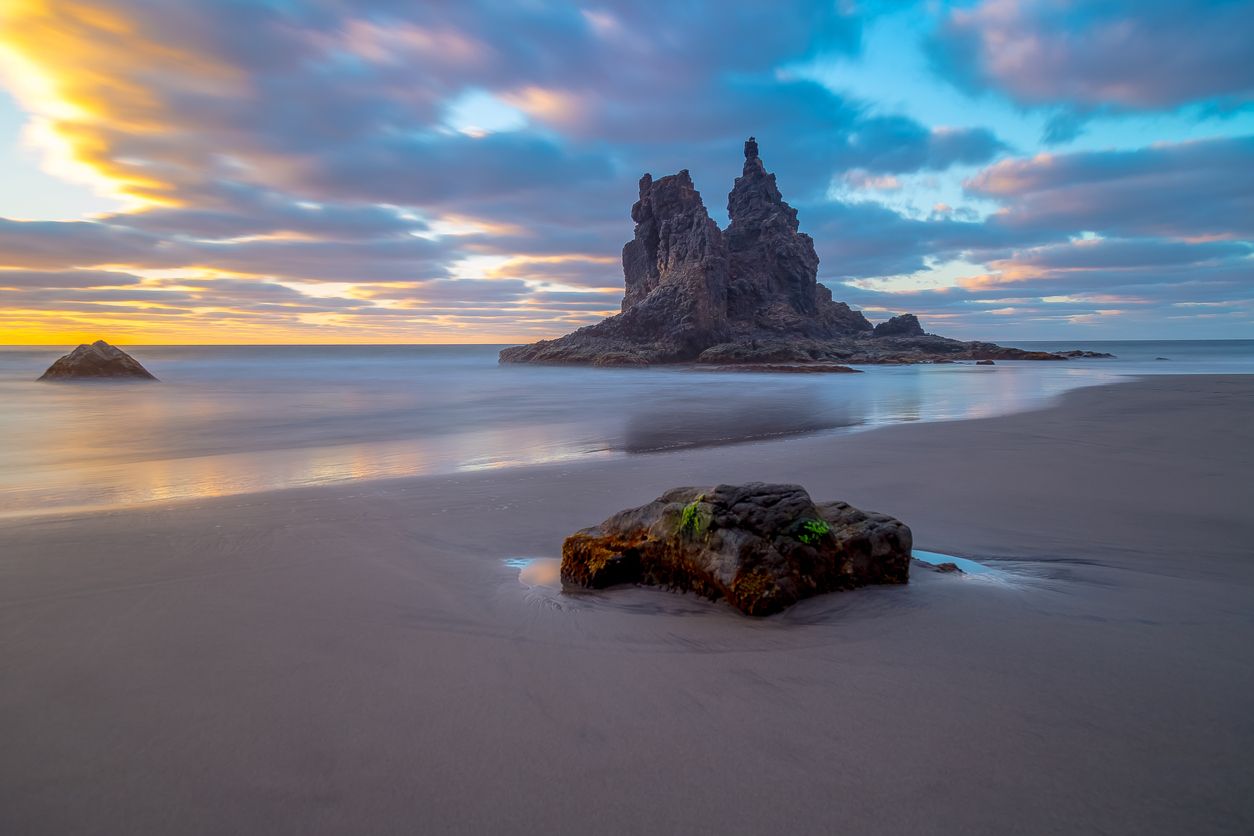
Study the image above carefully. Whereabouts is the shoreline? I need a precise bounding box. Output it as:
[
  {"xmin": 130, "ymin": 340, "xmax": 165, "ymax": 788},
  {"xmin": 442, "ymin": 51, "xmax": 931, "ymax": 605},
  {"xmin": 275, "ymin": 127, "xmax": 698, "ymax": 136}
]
[
  {"xmin": 0, "ymin": 366, "xmax": 1141, "ymax": 524},
  {"xmin": 7, "ymin": 372, "xmax": 1243, "ymax": 565},
  {"xmin": 3, "ymin": 374, "xmax": 1253, "ymax": 834}
]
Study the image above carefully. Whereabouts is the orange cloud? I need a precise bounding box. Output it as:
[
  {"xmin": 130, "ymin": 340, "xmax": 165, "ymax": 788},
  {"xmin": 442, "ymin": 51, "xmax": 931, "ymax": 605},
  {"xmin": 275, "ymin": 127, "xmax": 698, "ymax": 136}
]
[
  {"xmin": 500, "ymin": 86, "xmax": 585, "ymax": 130},
  {"xmin": 0, "ymin": 0, "xmax": 244, "ymax": 206}
]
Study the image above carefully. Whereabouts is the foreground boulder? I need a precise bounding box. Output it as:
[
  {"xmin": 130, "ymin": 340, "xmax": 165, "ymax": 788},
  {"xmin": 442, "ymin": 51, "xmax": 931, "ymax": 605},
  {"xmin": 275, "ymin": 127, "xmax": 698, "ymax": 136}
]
[
  {"xmin": 501, "ymin": 138, "xmax": 1081, "ymax": 368},
  {"xmin": 561, "ymin": 483, "xmax": 911, "ymax": 616},
  {"xmin": 38, "ymin": 340, "xmax": 158, "ymax": 381}
]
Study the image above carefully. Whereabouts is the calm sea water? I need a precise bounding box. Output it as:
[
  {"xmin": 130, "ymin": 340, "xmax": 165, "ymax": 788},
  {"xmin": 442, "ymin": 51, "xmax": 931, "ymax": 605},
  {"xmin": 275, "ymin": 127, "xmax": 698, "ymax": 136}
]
[{"xmin": 1, "ymin": 341, "xmax": 1251, "ymax": 517}]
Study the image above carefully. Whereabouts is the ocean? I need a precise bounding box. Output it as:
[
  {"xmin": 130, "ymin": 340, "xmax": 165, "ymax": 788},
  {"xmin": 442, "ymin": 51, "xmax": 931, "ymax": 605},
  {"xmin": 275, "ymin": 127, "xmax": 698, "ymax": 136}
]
[{"xmin": 2, "ymin": 340, "xmax": 1251, "ymax": 517}]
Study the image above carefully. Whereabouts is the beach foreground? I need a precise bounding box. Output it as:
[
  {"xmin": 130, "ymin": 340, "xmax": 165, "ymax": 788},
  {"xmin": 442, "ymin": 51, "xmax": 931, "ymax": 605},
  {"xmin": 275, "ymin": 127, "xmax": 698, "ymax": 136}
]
[{"xmin": 2, "ymin": 375, "xmax": 1252, "ymax": 835}]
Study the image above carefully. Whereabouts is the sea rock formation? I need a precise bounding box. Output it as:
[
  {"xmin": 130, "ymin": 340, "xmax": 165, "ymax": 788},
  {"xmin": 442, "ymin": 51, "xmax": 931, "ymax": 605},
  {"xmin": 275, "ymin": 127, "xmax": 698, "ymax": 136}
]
[
  {"xmin": 38, "ymin": 340, "xmax": 158, "ymax": 381},
  {"xmin": 561, "ymin": 482, "xmax": 911, "ymax": 616},
  {"xmin": 501, "ymin": 138, "xmax": 1080, "ymax": 367}
]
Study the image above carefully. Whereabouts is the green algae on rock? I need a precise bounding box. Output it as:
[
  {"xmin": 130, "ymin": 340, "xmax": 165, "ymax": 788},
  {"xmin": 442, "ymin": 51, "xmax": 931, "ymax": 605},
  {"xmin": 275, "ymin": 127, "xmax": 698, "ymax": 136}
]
[{"xmin": 794, "ymin": 518, "xmax": 831, "ymax": 545}]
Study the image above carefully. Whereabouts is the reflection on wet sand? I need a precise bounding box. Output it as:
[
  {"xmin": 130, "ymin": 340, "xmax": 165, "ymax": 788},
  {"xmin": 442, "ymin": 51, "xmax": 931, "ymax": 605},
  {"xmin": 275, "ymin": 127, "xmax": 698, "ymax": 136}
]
[
  {"xmin": 1, "ymin": 344, "xmax": 1154, "ymax": 518},
  {"xmin": 0, "ymin": 428, "xmax": 610, "ymax": 519},
  {"xmin": 506, "ymin": 557, "xmax": 563, "ymax": 587},
  {"xmin": 621, "ymin": 390, "xmax": 861, "ymax": 452}
]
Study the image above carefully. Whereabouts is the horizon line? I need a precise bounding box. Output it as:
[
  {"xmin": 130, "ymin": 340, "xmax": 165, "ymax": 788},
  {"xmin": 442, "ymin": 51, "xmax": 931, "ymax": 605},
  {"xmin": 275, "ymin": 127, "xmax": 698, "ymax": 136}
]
[{"xmin": 6, "ymin": 338, "xmax": 1254, "ymax": 348}]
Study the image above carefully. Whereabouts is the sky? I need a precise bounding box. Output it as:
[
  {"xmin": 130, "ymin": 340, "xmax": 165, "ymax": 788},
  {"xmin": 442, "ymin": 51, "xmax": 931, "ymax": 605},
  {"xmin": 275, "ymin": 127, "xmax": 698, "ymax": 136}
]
[{"xmin": 0, "ymin": 0, "xmax": 1251, "ymax": 344}]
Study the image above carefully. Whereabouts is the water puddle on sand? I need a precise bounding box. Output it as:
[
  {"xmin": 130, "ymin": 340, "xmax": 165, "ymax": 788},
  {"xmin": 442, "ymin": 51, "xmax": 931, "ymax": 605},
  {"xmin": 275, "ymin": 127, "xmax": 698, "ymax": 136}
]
[
  {"xmin": 504, "ymin": 557, "xmax": 562, "ymax": 588},
  {"xmin": 503, "ymin": 552, "xmax": 1022, "ymax": 621},
  {"xmin": 912, "ymin": 549, "xmax": 997, "ymax": 575},
  {"xmin": 508, "ymin": 552, "xmax": 999, "ymax": 586}
]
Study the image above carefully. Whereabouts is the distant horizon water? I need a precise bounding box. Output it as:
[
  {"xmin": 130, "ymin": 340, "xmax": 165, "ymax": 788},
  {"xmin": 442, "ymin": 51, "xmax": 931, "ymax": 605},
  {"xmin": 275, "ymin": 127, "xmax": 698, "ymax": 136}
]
[
  {"xmin": 8, "ymin": 338, "xmax": 1254, "ymax": 347},
  {"xmin": 2, "ymin": 340, "xmax": 1252, "ymax": 518}
]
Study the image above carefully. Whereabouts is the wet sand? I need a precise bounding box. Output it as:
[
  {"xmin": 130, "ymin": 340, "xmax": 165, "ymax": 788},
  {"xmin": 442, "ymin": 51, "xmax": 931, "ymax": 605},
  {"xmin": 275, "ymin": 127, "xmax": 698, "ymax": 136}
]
[{"xmin": 2, "ymin": 375, "xmax": 1252, "ymax": 835}]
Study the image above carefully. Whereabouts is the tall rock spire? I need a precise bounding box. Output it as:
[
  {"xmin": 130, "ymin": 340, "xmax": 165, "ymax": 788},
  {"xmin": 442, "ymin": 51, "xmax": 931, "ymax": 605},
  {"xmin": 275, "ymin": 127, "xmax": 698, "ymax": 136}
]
[
  {"xmin": 725, "ymin": 138, "xmax": 871, "ymax": 335},
  {"xmin": 602, "ymin": 169, "xmax": 729, "ymax": 356}
]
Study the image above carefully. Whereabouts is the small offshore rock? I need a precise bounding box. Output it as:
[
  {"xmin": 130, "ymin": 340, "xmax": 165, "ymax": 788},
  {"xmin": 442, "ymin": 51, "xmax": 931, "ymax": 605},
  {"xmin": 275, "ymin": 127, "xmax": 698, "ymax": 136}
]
[
  {"xmin": 38, "ymin": 340, "xmax": 158, "ymax": 381},
  {"xmin": 561, "ymin": 483, "xmax": 911, "ymax": 616},
  {"xmin": 976, "ymin": 359, "xmax": 995, "ymax": 365}
]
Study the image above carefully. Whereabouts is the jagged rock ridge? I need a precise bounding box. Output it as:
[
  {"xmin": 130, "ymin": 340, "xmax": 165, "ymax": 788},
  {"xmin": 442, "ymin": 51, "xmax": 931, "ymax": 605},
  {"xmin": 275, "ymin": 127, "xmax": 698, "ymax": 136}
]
[{"xmin": 500, "ymin": 139, "xmax": 1068, "ymax": 366}]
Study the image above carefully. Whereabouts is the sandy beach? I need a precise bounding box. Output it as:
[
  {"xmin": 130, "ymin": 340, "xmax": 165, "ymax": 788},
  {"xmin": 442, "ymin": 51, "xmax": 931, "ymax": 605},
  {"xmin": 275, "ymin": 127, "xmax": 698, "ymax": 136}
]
[{"xmin": 2, "ymin": 374, "xmax": 1252, "ymax": 835}]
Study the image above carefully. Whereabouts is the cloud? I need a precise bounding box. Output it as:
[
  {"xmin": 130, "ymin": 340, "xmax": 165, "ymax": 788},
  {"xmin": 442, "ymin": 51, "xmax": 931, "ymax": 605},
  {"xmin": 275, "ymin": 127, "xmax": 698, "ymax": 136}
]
[
  {"xmin": 113, "ymin": 187, "xmax": 429, "ymax": 241},
  {"xmin": 843, "ymin": 117, "xmax": 1007, "ymax": 174},
  {"xmin": 0, "ymin": 0, "xmax": 1249, "ymax": 340},
  {"xmin": 0, "ymin": 219, "xmax": 160, "ymax": 269},
  {"xmin": 995, "ymin": 238, "xmax": 1251, "ymax": 271},
  {"xmin": 828, "ymin": 228, "xmax": 1253, "ymax": 338},
  {"xmin": 929, "ymin": 0, "xmax": 1254, "ymax": 113},
  {"xmin": 0, "ymin": 268, "xmax": 142, "ymax": 288},
  {"xmin": 294, "ymin": 132, "xmax": 615, "ymax": 207},
  {"xmin": 0, "ymin": 0, "xmax": 997, "ymax": 210},
  {"xmin": 967, "ymin": 136, "xmax": 1254, "ymax": 239},
  {"xmin": 355, "ymin": 279, "xmax": 530, "ymax": 306},
  {"xmin": 808, "ymin": 133, "xmax": 1253, "ymax": 337},
  {"xmin": 801, "ymin": 198, "xmax": 1045, "ymax": 281}
]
